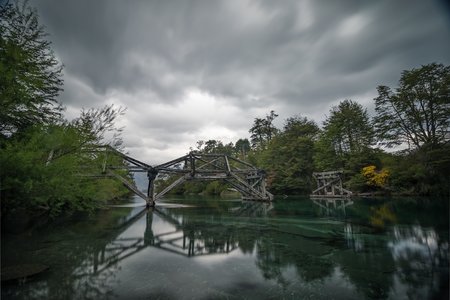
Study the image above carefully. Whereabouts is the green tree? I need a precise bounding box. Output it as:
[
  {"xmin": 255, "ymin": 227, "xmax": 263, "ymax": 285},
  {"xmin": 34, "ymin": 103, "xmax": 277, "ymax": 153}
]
[
  {"xmin": 0, "ymin": 0, "xmax": 63, "ymax": 136},
  {"xmin": 374, "ymin": 63, "xmax": 450, "ymax": 149},
  {"xmin": 0, "ymin": 122, "xmax": 129, "ymax": 217},
  {"xmin": 234, "ymin": 138, "xmax": 250, "ymax": 158},
  {"xmin": 258, "ymin": 116, "xmax": 320, "ymax": 194},
  {"xmin": 315, "ymin": 99, "xmax": 375, "ymax": 172},
  {"xmin": 249, "ymin": 110, "xmax": 279, "ymax": 149},
  {"xmin": 194, "ymin": 139, "xmax": 234, "ymax": 155},
  {"xmin": 374, "ymin": 63, "xmax": 450, "ymax": 196}
]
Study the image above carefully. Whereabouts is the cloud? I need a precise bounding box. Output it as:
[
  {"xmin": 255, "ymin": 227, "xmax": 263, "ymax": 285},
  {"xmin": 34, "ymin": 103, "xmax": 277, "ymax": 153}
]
[{"xmin": 33, "ymin": 0, "xmax": 450, "ymax": 163}]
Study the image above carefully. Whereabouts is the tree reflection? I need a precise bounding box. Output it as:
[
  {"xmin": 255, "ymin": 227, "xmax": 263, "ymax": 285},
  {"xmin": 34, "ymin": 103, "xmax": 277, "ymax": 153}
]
[
  {"xmin": 388, "ymin": 226, "xmax": 449, "ymax": 299},
  {"xmin": 1, "ymin": 208, "xmax": 134, "ymax": 299}
]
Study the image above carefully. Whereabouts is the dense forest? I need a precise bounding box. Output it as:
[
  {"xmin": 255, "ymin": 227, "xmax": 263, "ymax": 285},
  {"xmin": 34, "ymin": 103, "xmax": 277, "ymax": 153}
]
[{"xmin": 1, "ymin": 1, "xmax": 449, "ymax": 221}]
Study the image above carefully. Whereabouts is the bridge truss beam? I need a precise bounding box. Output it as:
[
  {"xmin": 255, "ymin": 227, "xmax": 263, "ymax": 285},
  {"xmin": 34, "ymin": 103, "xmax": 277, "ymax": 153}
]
[
  {"xmin": 152, "ymin": 152, "xmax": 273, "ymax": 204},
  {"xmin": 310, "ymin": 170, "xmax": 352, "ymax": 198}
]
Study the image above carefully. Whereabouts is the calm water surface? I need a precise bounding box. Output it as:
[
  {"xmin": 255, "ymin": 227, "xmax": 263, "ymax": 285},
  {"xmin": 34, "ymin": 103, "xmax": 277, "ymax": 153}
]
[{"xmin": 1, "ymin": 196, "xmax": 449, "ymax": 299}]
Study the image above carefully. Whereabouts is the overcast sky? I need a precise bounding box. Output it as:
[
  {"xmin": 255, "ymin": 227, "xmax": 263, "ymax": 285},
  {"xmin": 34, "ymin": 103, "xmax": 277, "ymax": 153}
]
[{"xmin": 31, "ymin": 0, "xmax": 450, "ymax": 164}]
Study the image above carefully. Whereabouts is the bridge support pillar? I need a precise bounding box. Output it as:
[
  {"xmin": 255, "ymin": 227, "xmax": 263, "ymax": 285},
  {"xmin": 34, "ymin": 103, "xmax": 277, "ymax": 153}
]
[{"xmin": 147, "ymin": 169, "xmax": 158, "ymax": 208}]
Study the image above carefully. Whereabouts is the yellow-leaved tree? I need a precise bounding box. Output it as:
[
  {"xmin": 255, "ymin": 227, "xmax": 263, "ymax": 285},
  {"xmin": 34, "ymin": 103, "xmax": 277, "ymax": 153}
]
[{"xmin": 362, "ymin": 165, "xmax": 389, "ymax": 188}]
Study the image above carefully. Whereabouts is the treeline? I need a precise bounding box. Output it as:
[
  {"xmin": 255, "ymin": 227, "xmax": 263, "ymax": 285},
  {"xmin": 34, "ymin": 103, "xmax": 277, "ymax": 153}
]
[
  {"xmin": 0, "ymin": 1, "xmax": 129, "ymax": 218},
  {"xmin": 166, "ymin": 62, "xmax": 450, "ymax": 197}
]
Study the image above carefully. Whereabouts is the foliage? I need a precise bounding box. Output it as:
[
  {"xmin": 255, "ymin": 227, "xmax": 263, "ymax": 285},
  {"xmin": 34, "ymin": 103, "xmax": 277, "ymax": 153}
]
[
  {"xmin": 372, "ymin": 63, "xmax": 450, "ymax": 196},
  {"xmin": 315, "ymin": 99, "xmax": 376, "ymax": 174},
  {"xmin": 204, "ymin": 181, "xmax": 227, "ymax": 195},
  {"xmin": 0, "ymin": 1, "xmax": 129, "ymax": 219},
  {"xmin": 0, "ymin": 123, "xmax": 130, "ymax": 217},
  {"xmin": 182, "ymin": 181, "xmax": 207, "ymax": 195},
  {"xmin": 0, "ymin": 0, "xmax": 63, "ymax": 136},
  {"xmin": 361, "ymin": 165, "xmax": 389, "ymax": 188},
  {"xmin": 374, "ymin": 63, "xmax": 450, "ymax": 149},
  {"xmin": 195, "ymin": 139, "xmax": 234, "ymax": 155},
  {"xmin": 249, "ymin": 110, "xmax": 279, "ymax": 149},
  {"xmin": 369, "ymin": 204, "xmax": 397, "ymax": 229},
  {"xmin": 71, "ymin": 104, "xmax": 126, "ymax": 149},
  {"xmin": 380, "ymin": 146, "xmax": 450, "ymax": 196},
  {"xmin": 345, "ymin": 172, "xmax": 369, "ymax": 193},
  {"xmin": 324, "ymin": 99, "xmax": 374, "ymax": 154},
  {"xmin": 256, "ymin": 116, "xmax": 319, "ymax": 194},
  {"xmin": 234, "ymin": 138, "xmax": 251, "ymax": 158}
]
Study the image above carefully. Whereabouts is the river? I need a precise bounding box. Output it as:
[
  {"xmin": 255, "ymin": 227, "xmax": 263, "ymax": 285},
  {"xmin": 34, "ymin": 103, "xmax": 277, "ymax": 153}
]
[{"xmin": 1, "ymin": 196, "xmax": 449, "ymax": 299}]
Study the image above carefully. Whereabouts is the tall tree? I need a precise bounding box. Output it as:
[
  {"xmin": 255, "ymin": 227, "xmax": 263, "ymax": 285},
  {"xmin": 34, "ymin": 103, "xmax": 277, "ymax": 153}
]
[
  {"xmin": 283, "ymin": 116, "xmax": 320, "ymax": 139},
  {"xmin": 316, "ymin": 99, "xmax": 375, "ymax": 171},
  {"xmin": 374, "ymin": 63, "xmax": 450, "ymax": 149},
  {"xmin": 374, "ymin": 63, "xmax": 450, "ymax": 196},
  {"xmin": 0, "ymin": 0, "xmax": 63, "ymax": 136},
  {"xmin": 324, "ymin": 99, "xmax": 374, "ymax": 155},
  {"xmin": 249, "ymin": 110, "xmax": 279, "ymax": 149},
  {"xmin": 234, "ymin": 138, "xmax": 250, "ymax": 157},
  {"xmin": 258, "ymin": 116, "xmax": 320, "ymax": 194}
]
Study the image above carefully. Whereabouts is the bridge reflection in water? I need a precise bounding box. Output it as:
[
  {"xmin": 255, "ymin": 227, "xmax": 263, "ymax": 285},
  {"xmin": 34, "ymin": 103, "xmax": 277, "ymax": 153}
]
[
  {"xmin": 88, "ymin": 201, "xmax": 272, "ymax": 276},
  {"xmin": 311, "ymin": 197, "xmax": 354, "ymax": 217}
]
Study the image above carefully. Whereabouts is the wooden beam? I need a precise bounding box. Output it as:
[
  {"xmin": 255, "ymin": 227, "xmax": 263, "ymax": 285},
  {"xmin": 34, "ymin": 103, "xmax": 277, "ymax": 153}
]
[
  {"xmin": 155, "ymin": 155, "xmax": 189, "ymax": 169},
  {"xmin": 155, "ymin": 175, "xmax": 188, "ymax": 199},
  {"xmin": 107, "ymin": 171, "xmax": 153, "ymax": 205},
  {"xmin": 227, "ymin": 156, "xmax": 258, "ymax": 169},
  {"xmin": 224, "ymin": 156, "xmax": 231, "ymax": 173},
  {"xmin": 311, "ymin": 177, "xmax": 340, "ymax": 194}
]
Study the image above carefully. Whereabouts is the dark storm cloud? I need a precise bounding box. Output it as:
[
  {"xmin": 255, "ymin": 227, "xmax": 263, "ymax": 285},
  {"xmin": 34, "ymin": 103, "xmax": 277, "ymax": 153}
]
[
  {"xmin": 36, "ymin": 0, "xmax": 450, "ymax": 103},
  {"xmin": 31, "ymin": 0, "xmax": 450, "ymax": 160}
]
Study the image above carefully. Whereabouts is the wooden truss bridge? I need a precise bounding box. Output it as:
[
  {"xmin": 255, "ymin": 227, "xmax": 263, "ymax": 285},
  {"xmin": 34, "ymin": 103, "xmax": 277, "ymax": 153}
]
[
  {"xmin": 310, "ymin": 170, "xmax": 352, "ymax": 198},
  {"xmin": 95, "ymin": 146, "xmax": 273, "ymax": 207}
]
